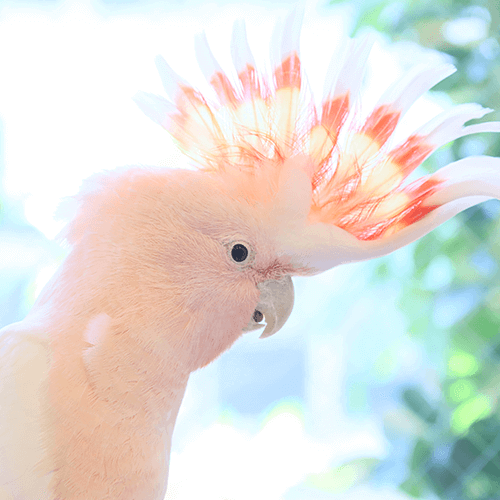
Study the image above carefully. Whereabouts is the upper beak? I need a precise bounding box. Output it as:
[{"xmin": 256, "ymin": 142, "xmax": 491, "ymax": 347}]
[{"xmin": 242, "ymin": 275, "xmax": 295, "ymax": 338}]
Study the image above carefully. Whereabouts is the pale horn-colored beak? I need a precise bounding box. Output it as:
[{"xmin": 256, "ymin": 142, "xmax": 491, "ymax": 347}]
[{"xmin": 242, "ymin": 275, "xmax": 295, "ymax": 339}]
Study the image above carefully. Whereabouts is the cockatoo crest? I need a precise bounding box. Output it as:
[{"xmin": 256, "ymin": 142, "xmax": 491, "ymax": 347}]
[{"xmin": 135, "ymin": 9, "xmax": 500, "ymax": 274}]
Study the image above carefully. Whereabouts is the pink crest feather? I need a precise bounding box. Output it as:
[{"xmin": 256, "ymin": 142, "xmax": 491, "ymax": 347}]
[{"xmin": 134, "ymin": 14, "xmax": 500, "ymax": 242}]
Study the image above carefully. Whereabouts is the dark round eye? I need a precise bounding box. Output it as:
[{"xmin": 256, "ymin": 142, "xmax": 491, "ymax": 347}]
[{"xmin": 231, "ymin": 243, "xmax": 249, "ymax": 263}]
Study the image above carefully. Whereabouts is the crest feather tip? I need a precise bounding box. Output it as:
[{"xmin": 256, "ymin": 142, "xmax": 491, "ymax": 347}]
[
  {"xmin": 133, "ymin": 91, "xmax": 173, "ymax": 128},
  {"xmin": 281, "ymin": 6, "xmax": 304, "ymax": 58},
  {"xmin": 154, "ymin": 55, "xmax": 188, "ymax": 99},
  {"xmin": 194, "ymin": 31, "xmax": 224, "ymax": 83},
  {"xmin": 231, "ymin": 19, "xmax": 255, "ymax": 74}
]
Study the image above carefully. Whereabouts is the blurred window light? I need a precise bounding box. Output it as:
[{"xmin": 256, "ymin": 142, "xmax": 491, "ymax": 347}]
[
  {"xmin": 34, "ymin": 263, "xmax": 59, "ymax": 300},
  {"xmin": 442, "ymin": 17, "xmax": 488, "ymax": 46},
  {"xmin": 432, "ymin": 288, "xmax": 481, "ymax": 329},
  {"xmin": 469, "ymin": 249, "xmax": 497, "ymax": 277},
  {"xmin": 478, "ymin": 38, "xmax": 500, "ymax": 60},
  {"xmin": 422, "ymin": 254, "xmax": 455, "ymax": 292}
]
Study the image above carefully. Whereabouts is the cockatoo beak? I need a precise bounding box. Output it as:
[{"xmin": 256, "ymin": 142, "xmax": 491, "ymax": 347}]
[{"xmin": 242, "ymin": 275, "xmax": 294, "ymax": 338}]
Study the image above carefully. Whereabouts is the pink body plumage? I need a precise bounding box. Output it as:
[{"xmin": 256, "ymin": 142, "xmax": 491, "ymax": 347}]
[{"xmin": 1, "ymin": 8, "xmax": 500, "ymax": 499}]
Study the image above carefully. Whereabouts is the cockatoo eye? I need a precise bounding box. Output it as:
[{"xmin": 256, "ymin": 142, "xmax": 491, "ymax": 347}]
[
  {"xmin": 231, "ymin": 243, "xmax": 249, "ymax": 262},
  {"xmin": 225, "ymin": 240, "xmax": 255, "ymax": 267}
]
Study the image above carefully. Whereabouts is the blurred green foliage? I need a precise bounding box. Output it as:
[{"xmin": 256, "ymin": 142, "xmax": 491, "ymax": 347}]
[{"xmin": 327, "ymin": 0, "xmax": 500, "ymax": 497}]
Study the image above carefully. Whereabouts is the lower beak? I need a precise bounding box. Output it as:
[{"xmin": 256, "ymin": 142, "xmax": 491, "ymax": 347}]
[{"xmin": 242, "ymin": 275, "xmax": 295, "ymax": 338}]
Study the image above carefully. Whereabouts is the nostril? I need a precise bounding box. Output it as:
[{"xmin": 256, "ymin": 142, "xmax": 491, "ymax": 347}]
[{"xmin": 253, "ymin": 310, "xmax": 264, "ymax": 323}]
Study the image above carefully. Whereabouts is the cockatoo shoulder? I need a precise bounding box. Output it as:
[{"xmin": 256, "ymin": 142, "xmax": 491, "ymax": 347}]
[{"xmin": 0, "ymin": 315, "xmax": 53, "ymax": 500}]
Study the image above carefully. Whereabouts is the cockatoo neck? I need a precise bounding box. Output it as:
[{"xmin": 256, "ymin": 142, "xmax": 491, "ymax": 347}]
[
  {"xmin": 29, "ymin": 245, "xmax": 192, "ymax": 499},
  {"xmin": 32, "ymin": 239, "xmax": 193, "ymax": 419}
]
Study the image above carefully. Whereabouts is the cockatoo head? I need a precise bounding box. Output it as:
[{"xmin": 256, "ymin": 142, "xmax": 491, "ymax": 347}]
[{"xmin": 130, "ymin": 10, "xmax": 500, "ymax": 366}]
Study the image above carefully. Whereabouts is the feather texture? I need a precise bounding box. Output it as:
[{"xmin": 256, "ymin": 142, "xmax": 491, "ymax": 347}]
[
  {"xmin": 3, "ymin": 10, "xmax": 500, "ymax": 500},
  {"xmin": 136, "ymin": 16, "xmax": 500, "ymax": 246},
  {"xmin": 0, "ymin": 316, "xmax": 53, "ymax": 499}
]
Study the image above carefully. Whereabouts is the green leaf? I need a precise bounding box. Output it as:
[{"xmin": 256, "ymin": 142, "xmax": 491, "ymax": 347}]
[
  {"xmin": 410, "ymin": 439, "xmax": 433, "ymax": 471},
  {"xmin": 400, "ymin": 476, "xmax": 425, "ymax": 497},
  {"xmin": 447, "ymin": 379, "xmax": 477, "ymax": 404},
  {"xmin": 448, "ymin": 351, "xmax": 480, "ymax": 377},
  {"xmin": 402, "ymin": 387, "xmax": 438, "ymax": 424},
  {"xmin": 465, "ymin": 307, "xmax": 500, "ymax": 342},
  {"xmin": 451, "ymin": 394, "xmax": 493, "ymax": 434}
]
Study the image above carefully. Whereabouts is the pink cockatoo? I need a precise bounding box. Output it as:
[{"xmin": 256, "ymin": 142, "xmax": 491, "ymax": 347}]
[{"xmin": 1, "ymin": 9, "xmax": 500, "ymax": 500}]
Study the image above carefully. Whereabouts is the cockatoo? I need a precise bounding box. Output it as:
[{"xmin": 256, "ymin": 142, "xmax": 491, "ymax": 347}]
[{"xmin": 1, "ymin": 8, "xmax": 500, "ymax": 500}]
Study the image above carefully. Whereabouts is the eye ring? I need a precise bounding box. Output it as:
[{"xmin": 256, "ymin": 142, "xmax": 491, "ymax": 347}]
[{"xmin": 226, "ymin": 240, "xmax": 255, "ymax": 267}]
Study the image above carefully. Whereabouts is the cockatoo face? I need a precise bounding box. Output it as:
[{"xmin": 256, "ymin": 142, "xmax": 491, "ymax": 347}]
[
  {"xmin": 177, "ymin": 166, "xmax": 302, "ymax": 339},
  {"xmin": 148, "ymin": 165, "xmax": 302, "ymax": 352},
  {"xmin": 133, "ymin": 8, "xmax": 500, "ymax": 356},
  {"xmin": 60, "ymin": 164, "xmax": 298, "ymax": 372}
]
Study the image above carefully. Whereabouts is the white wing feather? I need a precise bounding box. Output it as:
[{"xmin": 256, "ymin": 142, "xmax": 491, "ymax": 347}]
[{"xmin": 0, "ymin": 317, "xmax": 53, "ymax": 500}]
